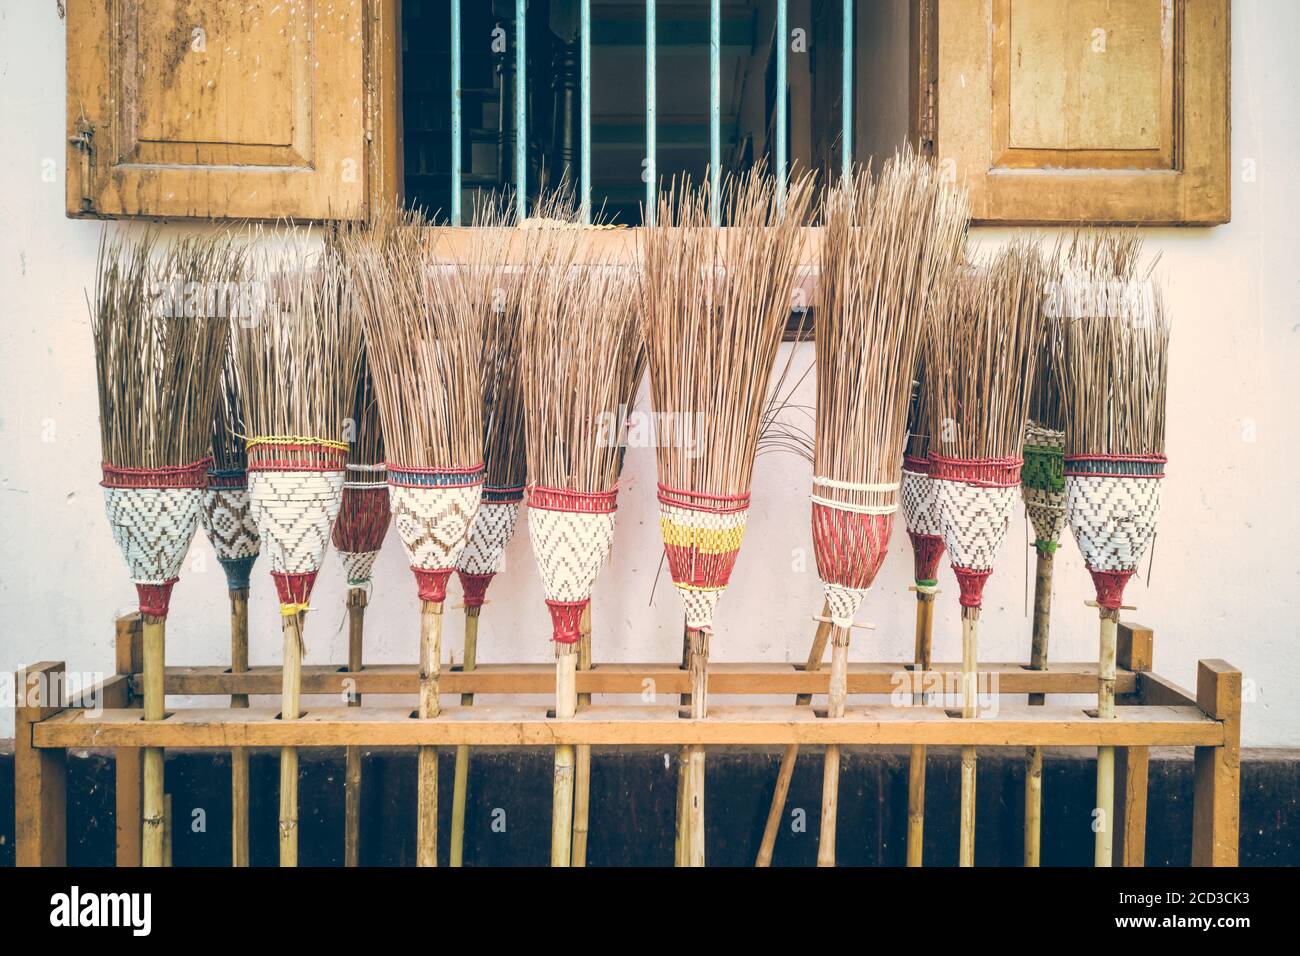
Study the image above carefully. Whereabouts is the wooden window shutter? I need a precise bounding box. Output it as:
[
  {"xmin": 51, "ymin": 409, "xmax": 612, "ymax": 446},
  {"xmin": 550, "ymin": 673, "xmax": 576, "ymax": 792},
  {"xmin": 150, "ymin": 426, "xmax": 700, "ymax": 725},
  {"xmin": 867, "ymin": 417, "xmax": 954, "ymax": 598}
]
[
  {"xmin": 933, "ymin": 0, "xmax": 1230, "ymax": 224},
  {"xmin": 65, "ymin": 0, "xmax": 399, "ymax": 220}
]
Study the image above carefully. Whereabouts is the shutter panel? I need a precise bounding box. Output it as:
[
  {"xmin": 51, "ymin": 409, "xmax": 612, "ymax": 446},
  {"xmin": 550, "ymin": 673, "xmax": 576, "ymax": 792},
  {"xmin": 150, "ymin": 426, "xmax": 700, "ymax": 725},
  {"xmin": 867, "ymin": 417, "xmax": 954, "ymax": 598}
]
[
  {"xmin": 934, "ymin": 0, "xmax": 1229, "ymax": 224},
  {"xmin": 66, "ymin": 0, "xmax": 383, "ymax": 220}
]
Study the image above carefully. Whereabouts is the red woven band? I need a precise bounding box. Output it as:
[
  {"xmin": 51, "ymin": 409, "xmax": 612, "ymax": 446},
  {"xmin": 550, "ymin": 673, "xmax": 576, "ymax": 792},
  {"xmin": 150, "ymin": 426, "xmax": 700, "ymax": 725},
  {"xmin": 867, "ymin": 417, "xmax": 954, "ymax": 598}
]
[
  {"xmin": 929, "ymin": 455, "xmax": 1022, "ymax": 488},
  {"xmin": 1088, "ymin": 568, "xmax": 1135, "ymax": 611},
  {"xmin": 332, "ymin": 486, "xmax": 392, "ymax": 553},
  {"xmin": 102, "ymin": 458, "xmax": 210, "ymax": 490},
  {"xmin": 528, "ymin": 484, "xmax": 618, "ymax": 514},
  {"xmin": 656, "ymin": 484, "xmax": 750, "ymax": 514},
  {"xmin": 247, "ymin": 442, "xmax": 347, "ymax": 473},
  {"xmin": 457, "ymin": 571, "xmax": 495, "ymax": 608},
  {"xmin": 902, "ymin": 454, "xmax": 931, "ymax": 475},
  {"xmin": 952, "ymin": 566, "xmax": 992, "ymax": 608},
  {"xmin": 136, "ymin": 580, "xmax": 179, "ymax": 618},
  {"xmin": 272, "ymin": 571, "xmax": 318, "ymax": 607},
  {"xmin": 908, "ymin": 531, "xmax": 945, "ymax": 584},
  {"xmin": 412, "ymin": 567, "xmax": 453, "ymax": 603},
  {"xmin": 546, "ymin": 599, "xmax": 588, "ymax": 644},
  {"xmin": 811, "ymin": 505, "xmax": 893, "ymax": 591}
]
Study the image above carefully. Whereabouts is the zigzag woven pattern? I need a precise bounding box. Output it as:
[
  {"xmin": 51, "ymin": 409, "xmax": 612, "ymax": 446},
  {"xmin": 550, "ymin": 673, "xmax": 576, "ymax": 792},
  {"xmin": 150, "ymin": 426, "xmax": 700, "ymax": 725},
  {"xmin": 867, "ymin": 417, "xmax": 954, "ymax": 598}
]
[
  {"xmin": 247, "ymin": 470, "xmax": 345, "ymax": 576},
  {"xmin": 336, "ymin": 549, "xmax": 381, "ymax": 587},
  {"xmin": 103, "ymin": 486, "xmax": 203, "ymax": 585},
  {"xmin": 1021, "ymin": 423, "xmax": 1066, "ymax": 552},
  {"xmin": 1065, "ymin": 474, "xmax": 1162, "ymax": 573},
  {"xmin": 528, "ymin": 503, "xmax": 617, "ymax": 604},
  {"xmin": 389, "ymin": 481, "xmax": 482, "ymax": 572},
  {"xmin": 901, "ymin": 463, "xmax": 943, "ymax": 538},
  {"xmin": 458, "ymin": 499, "xmax": 522, "ymax": 577},
  {"xmin": 822, "ymin": 581, "xmax": 868, "ymax": 627},
  {"xmin": 933, "ymin": 479, "xmax": 1019, "ymax": 573},
  {"xmin": 201, "ymin": 487, "xmax": 259, "ymax": 564}
]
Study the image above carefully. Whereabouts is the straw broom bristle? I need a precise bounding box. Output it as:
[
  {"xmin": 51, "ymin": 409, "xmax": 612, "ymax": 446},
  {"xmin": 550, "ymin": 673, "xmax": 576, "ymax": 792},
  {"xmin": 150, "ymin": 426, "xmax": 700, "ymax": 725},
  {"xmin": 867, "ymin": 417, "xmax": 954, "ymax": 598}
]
[
  {"xmin": 641, "ymin": 167, "xmax": 815, "ymax": 495},
  {"xmin": 816, "ymin": 151, "xmax": 969, "ymax": 490},
  {"xmin": 931, "ymin": 240, "xmax": 1047, "ymax": 461},
  {"xmin": 1056, "ymin": 231, "xmax": 1169, "ymax": 457},
  {"xmin": 211, "ymin": 344, "xmax": 249, "ymax": 472},
  {"xmin": 348, "ymin": 206, "xmax": 483, "ymax": 469},
  {"xmin": 231, "ymin": 231, "xmax": 362, "ymax": 445},
  {"xmin": 521, "ymin": 222, "xmax": 646, "ymax": 493},
  {"xmin": 348, "ymin": 352, "xmax": 385, "ymax": 468},
  {"xmin": 92, "ymin": 230, "xmax": 242, "ymax": 468}
]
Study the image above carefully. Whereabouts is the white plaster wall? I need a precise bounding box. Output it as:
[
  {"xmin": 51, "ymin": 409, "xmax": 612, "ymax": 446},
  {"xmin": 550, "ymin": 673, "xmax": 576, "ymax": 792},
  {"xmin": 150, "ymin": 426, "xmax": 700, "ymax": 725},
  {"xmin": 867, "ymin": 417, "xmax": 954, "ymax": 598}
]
[{"xmin": 1, "ymin": 1, "xmax": 1297, "ymax": 745}]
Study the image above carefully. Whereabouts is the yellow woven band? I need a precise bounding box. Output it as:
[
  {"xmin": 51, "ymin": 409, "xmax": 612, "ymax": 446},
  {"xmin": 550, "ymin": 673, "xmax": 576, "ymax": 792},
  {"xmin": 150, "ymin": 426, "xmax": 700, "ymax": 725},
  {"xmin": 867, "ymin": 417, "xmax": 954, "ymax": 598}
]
[
  {"xmin": 675, "ymin": 584, "xmax": 726, "ymax": 594},
  {"xmin": 659, "ymin": 518, "xmax": 746, "ymax": 553},
  {"xmin": 248, "ymin": 436, "xmax": 349, "ymax": 451},
  {"xmin": 280, "ymin": 602, "xmax": 310, "ymax": 616}
]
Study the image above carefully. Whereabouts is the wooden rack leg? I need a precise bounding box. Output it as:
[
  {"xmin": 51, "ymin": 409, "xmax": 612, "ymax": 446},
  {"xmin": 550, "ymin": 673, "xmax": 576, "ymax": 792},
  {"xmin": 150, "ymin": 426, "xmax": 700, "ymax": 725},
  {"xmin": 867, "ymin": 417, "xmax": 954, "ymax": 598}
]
[
  {"xmin": 756, "ymin": 602, "xmax": 832, "ymax": 867},
  {"xmin": 1191, "ymin": 660, "xmax": 1242, "ymax": 866},
  {"xmin": 344, "ymin": 587, "xmax": 366, "ymax": 868},
  {"xmin": 1094, "ymin": 608, "xmax": 1118, "ymax": 867},
  {"xmin": 1025, "ymin": 548, "xmax": 1053, "ymax": 866},
  {"xmin": 416, "ymin": 600, "xmax": 442, "ymax": 867},
  {"xmin": 907, "ymin": 590, "xmax": 935, "ymax": 867},
  {"xmin": 164, "ymin": 793, "xmax": 174, "ymax": 866},
  {"xmin": 450, "ymin": 603, "xmax": 480, "ymax": 868},
  {"xmin": 674, "ymin": 620, "xmax": 691, "ymax": 867},
  {"xmin": 817, "ymin": 628, "xmax": 849, "ymax": 867},
  {"xmin": 1114, "ymin": 624, "xmax": 1153, "ymax": 866},
  {"xmin": 958, "ymin": 606, "xmax": 978, "ymax": 867},
  {"xmin": 230, "ymin": 588, "xmax": 251, "ymax": 868},
  {"xmin": 685, "ymin": 626, "xmax": 710, "ymax": 867},
  {"xmin": 14, "ymin": 661, "xmax": 67, "ymax": 867},
  {"xmin": 279, "ymin": 611, "xmax": 304, "ymax": 867},
  {"xmin": 572, "ymin": 604, "xmax": 593, "ymax": 866},
  {"xmin": 552, "ymin": 640, "xmax": 579, "ymax": 867},
  {"xmin": 142, "ymin": 614, "xmax": 167, "ymax": 868},
  {"xmin": 114, "ymin": 618, "xmax": 144, "ymax": 867}
]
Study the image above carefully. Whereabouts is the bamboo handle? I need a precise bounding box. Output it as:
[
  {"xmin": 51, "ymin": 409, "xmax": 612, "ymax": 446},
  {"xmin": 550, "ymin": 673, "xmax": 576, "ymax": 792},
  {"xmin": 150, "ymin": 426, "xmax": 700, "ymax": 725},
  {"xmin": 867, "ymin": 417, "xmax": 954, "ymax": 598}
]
[
  {"xmin": 343, "ymin": 587, "xmax": 366, "ymax": 868},
  {"xmin": 1025, "ymin": 747, "xmax": 1043, "ymax": 866},
  {"xmin": 230, "ymin": 588, "xmax": 251, "ymax": 868},
  {"xmin": 1095, "ymin": 608, "xmax": 1119, "ymax": 867},
  {"xmin": 958, "ymin": 606, "xmax": 979, "ymax": 867},
  {"xmin": 675, "ymin": 620, "xmax": 690, "ymax": 867},
  {"xmin": 817, "ymin": 630, "xmax": 850, "ymax": 867},
  {"xmin": 685, "ymin": 626, "xmax": 709, "ymax": 867},
  {"xmin": 450, "ymin": 604, "xmax": 480, "ymax": 868},
  {"xmin": 572, "ymin": 603, "xmax": 593, "ymax": 867},
  {"xmin": 416, "ymin": 600, "xmax": 442, "ymax": 867},
  {"xmin": 279, "ymin": 611, "xmax": 304, "ymax": 867},
  {"xmin": 142, "ymin": 613, "xmax": 166, "ymax": 868},
  {"xmin": 551, "ymin": 643, "xmax": 578, "ymax": 866},
  {"xmin": 906, "ymin": 590, "xmax": 935, "ymax": 867},
  {"xmin": 1025, "ymin": 549, "xmax": 1054, "ymax": 866}
]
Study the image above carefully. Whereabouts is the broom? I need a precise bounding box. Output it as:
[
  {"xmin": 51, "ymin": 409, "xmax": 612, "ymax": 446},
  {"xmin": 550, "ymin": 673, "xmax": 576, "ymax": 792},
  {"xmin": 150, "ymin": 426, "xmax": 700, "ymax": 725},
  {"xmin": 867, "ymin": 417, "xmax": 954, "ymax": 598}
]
[
  {"xmin": 349, "ymin": 208, "xmax": 484, "ymax": 867},
  {"xmin": 520, "ymin": 223, "xmax": 645, "ymax": 867},
  {"xmin": 446, "ymin": 202, "xmax": 529, "ymax": 867},
  {"xmin": 812, "ymin": 153, "xmax": 968, "ymax": 867},
  {"xmin": 233, "ymin": 236, "xmax": 362, "ymax": 867},
  {"xmin": 1019, "ymin": 269, "xmax": 1067, "ymax": 867},
  {"xmin": 1056, "ymin": 231, "xmax": 1167, "ymax": 867},
  {"xmin": 930, "ymin": 244, "xmax": 1044, "ymax": 867},
  {"xmin": 93, "ymin": 230, "xmax": 241, "ymax": 868},
  {"xmin": 331, "ymin": 357, "xmax": 390, "ymax": 867},
  {"xmin": 199, "ymin": 347, "xmax": 261, "ymax": 867},
  {"xmin": 641, "ymin": 167, "xmax": 814, "ymax": 866}
]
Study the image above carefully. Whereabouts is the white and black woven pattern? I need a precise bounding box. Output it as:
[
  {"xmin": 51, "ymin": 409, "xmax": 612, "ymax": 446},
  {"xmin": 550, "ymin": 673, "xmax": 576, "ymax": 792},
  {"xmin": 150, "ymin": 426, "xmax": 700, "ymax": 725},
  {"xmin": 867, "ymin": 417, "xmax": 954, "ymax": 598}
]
[
  {"xmin": 677, "ymin": 586, "xmax": 723, "ymax": 630},
  {"xmin": 528, "ymin": 506, "xmax": 616, "ymax": 603},
  {"xmin": 103, "ymin": 487, "xmax": 203, "ymax": 585},
  {"xmin": 457, "ymin": 500, "xmax": 521, "ymax": 577},
  {"xmin": 247, "ymin": 471, "xmax": 345, "ymax": 575},
  {"xmin": 822, "ymin": 581, "xmax": 867, "ymax": 628},
  {"xmin": 391, "ymin": 484, "xmax": 481, "ymax": 571},
  {"xmin": 934, "ymin": 480, "xmax": 1018, "ymax": 573},
  {"xmin": 337, "ymin": 549, "xmax": 380, "ymax": 587},
  {"xmin": 901, "ymin": 468, "xmax": 942, "ymax": 537},
  {"xmin": 201, "ymin": 487, "xmax": 260, "ymax": 563},
  {"xmin": 1065, "ymin": 475, "xmax": 1162, "ymax": 572}
]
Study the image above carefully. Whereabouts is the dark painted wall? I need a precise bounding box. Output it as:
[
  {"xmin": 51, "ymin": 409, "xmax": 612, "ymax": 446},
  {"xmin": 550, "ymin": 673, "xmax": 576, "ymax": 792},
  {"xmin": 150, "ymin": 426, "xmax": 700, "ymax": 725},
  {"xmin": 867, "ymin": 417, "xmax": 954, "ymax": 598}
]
[{"xmin": 1, "ymin": 747, "xmax": 1296, "ymax": 866}]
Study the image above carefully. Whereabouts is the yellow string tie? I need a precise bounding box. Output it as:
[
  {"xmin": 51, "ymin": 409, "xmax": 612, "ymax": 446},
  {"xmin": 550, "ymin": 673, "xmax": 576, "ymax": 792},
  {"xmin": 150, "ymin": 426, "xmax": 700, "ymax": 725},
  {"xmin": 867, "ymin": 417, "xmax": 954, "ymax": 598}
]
[
  {"xmin": 247, "ymin": 435, "xmax": 349, "ymax": 451},
  {"xmin": 280, "ymin": 602, "xmax": 310, "ymax": 617}
]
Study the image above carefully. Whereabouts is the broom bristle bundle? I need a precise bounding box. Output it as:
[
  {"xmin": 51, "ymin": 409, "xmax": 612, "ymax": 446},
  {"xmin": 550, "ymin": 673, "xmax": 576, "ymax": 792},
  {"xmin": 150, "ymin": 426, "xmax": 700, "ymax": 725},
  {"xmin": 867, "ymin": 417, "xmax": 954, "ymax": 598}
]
[{"xmin": 92, "ymin": 231, "xmax": 242, "ymax": 468}]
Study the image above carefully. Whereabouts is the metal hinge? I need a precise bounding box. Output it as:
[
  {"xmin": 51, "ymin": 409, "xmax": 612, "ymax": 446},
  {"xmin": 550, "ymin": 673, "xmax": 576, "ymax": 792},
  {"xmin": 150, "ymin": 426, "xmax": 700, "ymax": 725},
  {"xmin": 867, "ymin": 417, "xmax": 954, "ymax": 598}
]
[{"xmin": 69, "ymin": 116, "xmax": 95, "ymax": 213}]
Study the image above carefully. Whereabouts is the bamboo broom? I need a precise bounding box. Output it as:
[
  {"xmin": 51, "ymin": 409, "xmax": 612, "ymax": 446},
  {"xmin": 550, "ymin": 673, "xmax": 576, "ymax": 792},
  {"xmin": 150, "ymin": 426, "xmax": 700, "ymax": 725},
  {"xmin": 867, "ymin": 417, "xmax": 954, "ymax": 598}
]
[
  {"xmin": 930, "ymin": 244, "xmax": 1045, "ymax": 867},
  {"xmin": 520, "ymin": 221, "xmax": 645, "ymax": 867},
  {"xmin": 1056, "ymin": 230, "xmax": 1167, "ymax": 868},
  {"xmin": 330, "ymin": 359, "xmax": 390, "ymax": 867},
  {"xmin": 641, "ymin": 167, "xmax": 814, "ymax": 866},
  {"xmin": 233, "ymin": 235, "xmax": 362, "ymax": 867},
  {"xmin": 92, "ymin": 231, "xmax": 240, "ymax": 868},
  {"xmin": 811, "ymin": 153, "xmax": 968, "ymax": 866},
  {"xmin": 448, "ymin": 200, "xmax": 530, "ymax": 866},
  {"xmin": 199, "ymin": 349, "xmax": 261, "ymax": 867},
  {"xmin": 348, "ymin": 208, "xmax": 485, "ymax": 867}
]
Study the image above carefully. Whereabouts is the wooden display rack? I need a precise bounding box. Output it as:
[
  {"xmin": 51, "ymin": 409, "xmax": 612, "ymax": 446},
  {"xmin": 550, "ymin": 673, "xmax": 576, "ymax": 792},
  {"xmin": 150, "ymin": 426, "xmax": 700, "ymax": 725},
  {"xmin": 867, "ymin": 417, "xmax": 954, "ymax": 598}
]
[{"xmin": 13, "ymin": 615, "xmax": 1240, "ymax": 866}]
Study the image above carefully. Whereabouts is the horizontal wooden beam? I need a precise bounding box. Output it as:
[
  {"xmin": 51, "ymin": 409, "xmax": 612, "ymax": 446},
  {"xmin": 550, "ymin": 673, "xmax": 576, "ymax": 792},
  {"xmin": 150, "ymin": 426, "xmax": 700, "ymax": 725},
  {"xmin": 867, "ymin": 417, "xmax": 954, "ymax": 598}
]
[
  {"xmin": 133, "ymin": 660, "xmax": 1136, "ymax": 699},
  {"xmin": 33, "ymin": 702, "xmax": 1222, "ymax": 750}
]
